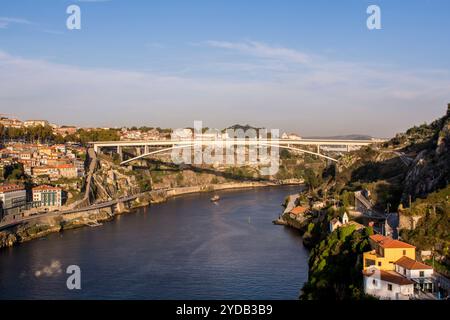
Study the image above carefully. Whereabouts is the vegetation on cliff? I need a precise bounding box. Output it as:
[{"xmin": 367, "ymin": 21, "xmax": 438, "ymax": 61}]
[
  {"xmin": 400, "ymin": 186, "xmax": 450, "ymax": 274},
  {"xmin": 299, "ymin": 104, "xmax": 450, "ymax": 299},
  {"xmin": 301, "ymin": 224, "xmax": 374, "ymax": 300}
]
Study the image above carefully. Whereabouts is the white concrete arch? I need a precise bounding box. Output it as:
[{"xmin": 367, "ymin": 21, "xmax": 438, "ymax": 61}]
[
  {"xmin": 258, "ymin": 143, "xmax": 338, "ymax": 162},
  {"xmin": 120, "ymin": 143, "xmax": 338, "ymax": 165}
]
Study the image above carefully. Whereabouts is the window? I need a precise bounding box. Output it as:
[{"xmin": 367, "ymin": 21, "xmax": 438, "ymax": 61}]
[
  {"xmin": 365, "ymin": 259, "xmax": 375, "ymax": 267},
  {"xmin": 378, "ymin": 262, "xmax": 382, "ymax": 267},
  {"xmin": 420, "ymin": 271, "xmax": 424, "ymax": 277},
  {"xmin": 403, "ymin": 250, "xmax": 406, "ymax": 255},
  {"xmin": 372, "ymin": 279, "xmax": 377, "ymax": 285},
  {"xmin": 403, "ymin": 268, "xmax": 406, "ymax": 276},
  {"xmin": 387, "ymin": 284, "xmax": 392, "ymax": 291}
]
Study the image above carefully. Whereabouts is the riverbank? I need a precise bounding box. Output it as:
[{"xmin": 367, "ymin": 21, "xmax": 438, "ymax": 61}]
[
  {"xmin": 0, "ymin": 179, "xmax": 304, "ymax": 250},
  {"xmin": 0, "ymin": 185, "xmax": 308, "ymax": 299}
]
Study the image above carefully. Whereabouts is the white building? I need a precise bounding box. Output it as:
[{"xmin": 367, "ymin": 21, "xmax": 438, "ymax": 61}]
[
  {"xmin": 329, "ymin": 212, "xmax": 349, "ymax": 232},
  {"xmin": 0, "ymin": 184, "xmax": 27, "ymax": 210},
  {"xmin": 32, "ymin": 185, "xmax": 62, "ymax": 208},
  {"xmin": 363, "ymin": 267, "xmax": 414, "ymax": 300},
  {"xmin": 0, "ymin": 184, "xmax": 27, "ymax": 219},
  {"xmin": 172, "ymin": 128, "xmax": 193, "ymax": 140},
  {"xmin": 395, "ymin": 256, "xmax": 434, "ymax": 293},
  {"xmin": 0, "ymin": 117, "xmax": 23, "ymax": 128},
  {"xmin": 281, "ymin": 133, "xmax": 302, "ymax": 140},
  {"xmin": 24, "ymin": 120, "xmax": 49, "ymax": 128}
]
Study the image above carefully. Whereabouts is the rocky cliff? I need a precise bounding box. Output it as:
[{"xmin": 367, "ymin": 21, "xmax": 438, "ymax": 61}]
[{"xmin": 0, "ymin": 208, "xmax": 114, "ymax": 249}]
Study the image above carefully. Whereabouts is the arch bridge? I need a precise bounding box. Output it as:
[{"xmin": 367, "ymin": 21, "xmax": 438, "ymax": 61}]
[{"xmin": 91, "ymin": 138, "xmax": 383, "ymax": 165}]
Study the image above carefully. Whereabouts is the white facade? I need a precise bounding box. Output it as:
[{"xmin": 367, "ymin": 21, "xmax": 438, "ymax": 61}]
[
  {"xmin": 0, "ymin": 188, "xmax": 27, "ymax": 209},
  {"xmin": 342, "ymin": 212, "xmax": 349, "ymax": 224},
  {"xmin": 24, "ymin": 120, "xmax": 49, "ymax": 128},
  {"xmin": 364, "ymin": 272, "xmax": 414, "ymax": 300},
  {"xmin": 32, "ymin": 187, "xmax": 62, "ymax": 207},
  {"xmin": 395, "ymin": 265, "xmax": 433, "ymax": 279},
  {"xmin": 281, "ymin": 133, "xmax": 302, "ymax": 140}
]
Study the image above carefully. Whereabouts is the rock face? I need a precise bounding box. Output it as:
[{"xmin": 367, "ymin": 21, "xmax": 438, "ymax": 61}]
[
  {"xmin": 398, "ymin": 213, "xmax": 422, "ymax": 230},
  {"xmin": 401, "ymin": 107, "xmax": 450, "ymax": 203},
  {"xmin": 93, "ymin": 157, "xmax": 141, "ymax": 202},
  {"xmin": 0, "ymin": 208, "xmax": 115, "ymax": 249},
  {"xmin": 0, "ymin": 231, "xmax": 17, "ymax": 248},
  {"xmin": 332, "ymin": 105, "xmax": 449, "ymax": 212}
]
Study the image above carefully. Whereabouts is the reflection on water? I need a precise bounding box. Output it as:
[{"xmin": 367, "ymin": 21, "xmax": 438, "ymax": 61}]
[{"xmin": 0, "ymin": 186, "xmax": 308, "ymax": 299}]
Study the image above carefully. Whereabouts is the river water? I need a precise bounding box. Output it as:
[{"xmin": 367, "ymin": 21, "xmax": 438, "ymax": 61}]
[{"xmin": 0, "ymin": 186, "xmax": 309, "ymax": 299}]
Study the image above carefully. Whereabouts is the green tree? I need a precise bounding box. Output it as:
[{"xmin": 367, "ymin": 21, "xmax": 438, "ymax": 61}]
[
  {"xmin": 304, "ymin": 168, "xmax": 322, "ymax": 191},
  {"xmin": 3, "ymin": 163, "xmax": 25, "ymax": 181}
]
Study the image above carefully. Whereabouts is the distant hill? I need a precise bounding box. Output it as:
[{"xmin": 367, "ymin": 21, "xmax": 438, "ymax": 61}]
[{"xmin": 226, "ymin": 124, "xmax": 262, "ymax": 131}]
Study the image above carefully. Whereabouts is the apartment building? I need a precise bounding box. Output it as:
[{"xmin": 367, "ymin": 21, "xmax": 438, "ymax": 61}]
[
  {"xmin": 0, "ymin": 184, "xmax": 27, "ymax": 219},
  {"xmin": 32, "ymin": 185, "xmax": 62, "ymax": 207}
]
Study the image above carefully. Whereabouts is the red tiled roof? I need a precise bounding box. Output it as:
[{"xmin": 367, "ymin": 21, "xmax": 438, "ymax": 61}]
[
  {"xmin": 370, "ymin": 234, "xmax": 386, "ymax": 242},
  {"xmin": 290, "ymin": 206, "xmax": 308, "ymax": 215},
  {"xmin": 395, "ymin": 256, "xmax": 433, "ymax": 270},
  {"xmin": 363, "ymin": 269, "xmax": 414, "ymax": 286},
  {"xmin": 32, "ymin": 185, "xmax": 62, "ymax": 191},
  {"xmin": 0, "ymin": 184, "xmax": 24, "ymax": 193},
  {"xmin": 370, "ymin": 235, "xmax": 415, "ymax": 249}
]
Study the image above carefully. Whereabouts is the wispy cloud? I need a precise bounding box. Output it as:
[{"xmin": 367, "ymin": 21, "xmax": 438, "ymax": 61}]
[
  {"xmin": 206, "ymin": 40, "xmax": 310, "ymax": 64},
  {"xmin": 0, "ymin": 17, "xmax": 31, "ymax": 29},
  {"xmin": 0, "ymin": 45, "xmax": 449, "ymax": 137}
]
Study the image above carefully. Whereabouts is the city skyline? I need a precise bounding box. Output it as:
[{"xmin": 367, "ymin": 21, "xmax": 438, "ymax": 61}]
[{"xmin": 1, "ymin": 0, "xmax": 450, "ymax": 137}]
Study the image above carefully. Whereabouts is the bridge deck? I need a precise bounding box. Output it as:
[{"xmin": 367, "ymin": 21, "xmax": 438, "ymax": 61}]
[{"xmin": 91, "ymin": 138, "xmax": 384, "ymax": 149}]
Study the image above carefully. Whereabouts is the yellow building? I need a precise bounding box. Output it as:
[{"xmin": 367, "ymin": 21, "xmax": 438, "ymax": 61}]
[{"xmin": 363, "ymin": 234, "xmax": 416, "ymax": 271}]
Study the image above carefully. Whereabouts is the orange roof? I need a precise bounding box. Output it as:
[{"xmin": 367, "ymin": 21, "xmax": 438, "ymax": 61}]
[
  {"xmin": 0, "ymin": 184, "xmax": 24, "ymax": 193},
  {"xmin": 370, "ymin": 234, "xmax": 386, "ymax": 242},
  {"xmin": 55, "ymin": 164, "xmax": 76, "ymax": 169},
  {"xmin": 395, "ymin": 256, "xmax": 433, "ymax": 270},
  {"xmin": 32, "ymin": 185, "xmax": 62, "ymax": 191},
  {"xmin": 363, "ymin": 269, "xmax": 414, "ymax": 286},
  {"xmin": 370, "ymin": 235, "xmax": 415, "ymax": 249},
  {"xmin": 290, "ymin": 206, "xmax": 308, "ymax": 215}
]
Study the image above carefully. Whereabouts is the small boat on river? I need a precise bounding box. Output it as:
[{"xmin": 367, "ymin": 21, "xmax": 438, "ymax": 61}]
[{"xmin": 210, "ymin": 195, "xmax": 220, "ymax": 202}]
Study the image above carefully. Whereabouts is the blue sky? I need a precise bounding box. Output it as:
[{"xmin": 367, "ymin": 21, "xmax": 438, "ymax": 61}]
[{"xmin": 1, "ymin": 0, "xmax": 450, "ymax": 136}]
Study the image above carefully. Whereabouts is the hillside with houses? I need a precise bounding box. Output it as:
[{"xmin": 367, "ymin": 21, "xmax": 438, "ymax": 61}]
[{"xmin": 277, "ymin": 104, "xmax": 450, "ymax": 300}]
